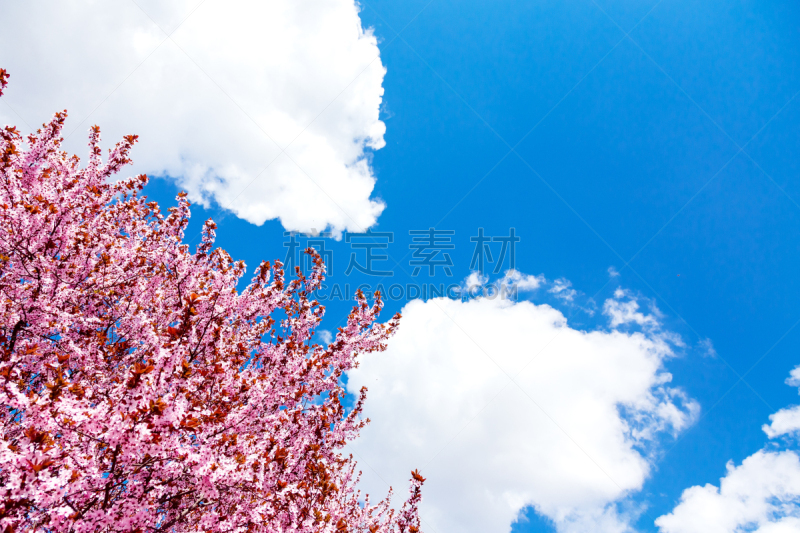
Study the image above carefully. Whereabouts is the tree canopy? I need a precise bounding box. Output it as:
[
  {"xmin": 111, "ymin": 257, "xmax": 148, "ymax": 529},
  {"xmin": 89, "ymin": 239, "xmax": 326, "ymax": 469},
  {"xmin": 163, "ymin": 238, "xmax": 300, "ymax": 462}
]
[{"xmin": 0, "ymin": 69, "xmax": 423, "ymax": 533}]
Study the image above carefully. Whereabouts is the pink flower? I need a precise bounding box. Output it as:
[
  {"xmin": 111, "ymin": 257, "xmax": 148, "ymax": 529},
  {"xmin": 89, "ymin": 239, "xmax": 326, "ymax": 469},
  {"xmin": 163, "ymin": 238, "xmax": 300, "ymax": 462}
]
[{"xmin": 0, "ymin": 69, "xmax": 422, "ymax": 533}]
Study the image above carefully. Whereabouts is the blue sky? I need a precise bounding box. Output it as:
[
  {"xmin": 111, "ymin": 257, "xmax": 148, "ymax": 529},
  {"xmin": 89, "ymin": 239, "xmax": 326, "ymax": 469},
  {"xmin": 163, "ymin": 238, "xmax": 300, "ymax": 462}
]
[
  {"xmin": 142, "ymin": 1, "xmax": 800, "ymax": 529},
  {"xmin": 3, "ymin": 0, "xmax": 800, "ymax": 531},
  {"xmin": 148, "ymin": 0, "xmax": 800, "ymax": 530}
]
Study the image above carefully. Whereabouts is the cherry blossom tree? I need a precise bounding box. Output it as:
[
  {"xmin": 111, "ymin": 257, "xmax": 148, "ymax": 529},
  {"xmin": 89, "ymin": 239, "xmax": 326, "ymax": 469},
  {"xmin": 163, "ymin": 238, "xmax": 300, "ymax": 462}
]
[{"xmin": 0, "ymin": 69, "xmax": 424, "ymax": 533}]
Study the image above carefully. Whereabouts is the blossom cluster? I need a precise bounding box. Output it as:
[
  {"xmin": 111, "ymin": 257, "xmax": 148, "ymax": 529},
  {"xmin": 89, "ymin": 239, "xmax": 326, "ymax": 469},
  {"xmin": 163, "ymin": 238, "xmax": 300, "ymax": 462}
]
[{"xmin": 0, "ymin": 69, "xmax": 423, "ymax": 533}]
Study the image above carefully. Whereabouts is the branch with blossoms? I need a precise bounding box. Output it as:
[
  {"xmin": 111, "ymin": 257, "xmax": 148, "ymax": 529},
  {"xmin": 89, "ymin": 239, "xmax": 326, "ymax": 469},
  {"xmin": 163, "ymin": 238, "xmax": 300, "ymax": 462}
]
[{"xmin": 0, "ymin": 69, "xmax": 423, "ymax": 533}]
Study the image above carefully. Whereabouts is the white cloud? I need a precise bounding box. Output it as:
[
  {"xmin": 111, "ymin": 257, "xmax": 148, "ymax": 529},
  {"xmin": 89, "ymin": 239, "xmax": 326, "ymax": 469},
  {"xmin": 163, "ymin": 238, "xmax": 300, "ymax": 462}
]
[
  {"xmin": 346, "ymin": 277, "xmax": 698, "ymax": 533},
  {"xmin": 0, "ymin": 0, "xmax": 387, "ymax": 236},
  {"xmin": 699, "ymin": 338, "xmax": 718, "ymax": 358},
  {"xmin": 657, "ymin": 365, "xmax": 800, "ymax": 532},
  {"xmin": 457, "ymin": 270, "xmax": 544, "ymax": 301},
  {"xmin": 317, "ymin": 329, "xmax": 333, "ymax": 345},
  {"xmin": 764, "ymin": 407, "xmax": 800, "ymax": 439},
  {"xmin": 764, "ymin": 365, "xmax": 800, "ymax": 439},
  {"xmin": 604, "ymin": 289, "xmax": 660, "ymax": 329},
  {"xmin": 461, "ymin": 271, "xmax": 490, "ymax": 294},
  {"xmin": 788, "ymin": 366, "xmax": 800, "ymax": 389},
  {"xmin": 549, "ymin": 277, "xmax": 578, "ymax": 302},
  {"xmin": 502, "ymin": 269, "xmax": 545, "ymax": 292},
  {"xmin": 608, "ymin": 266, "xmax": 621, "ymax": 278},
  {"xmin": 655, "ymin": 451, "xmax": 800, "ymax": 533}
]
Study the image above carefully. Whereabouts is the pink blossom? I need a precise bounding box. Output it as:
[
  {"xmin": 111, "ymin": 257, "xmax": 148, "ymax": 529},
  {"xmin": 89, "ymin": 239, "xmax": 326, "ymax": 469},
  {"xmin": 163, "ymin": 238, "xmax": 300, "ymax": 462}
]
[{"xmin": 0, "ymin": 69, "xmax": 423, "ymax": 533}]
